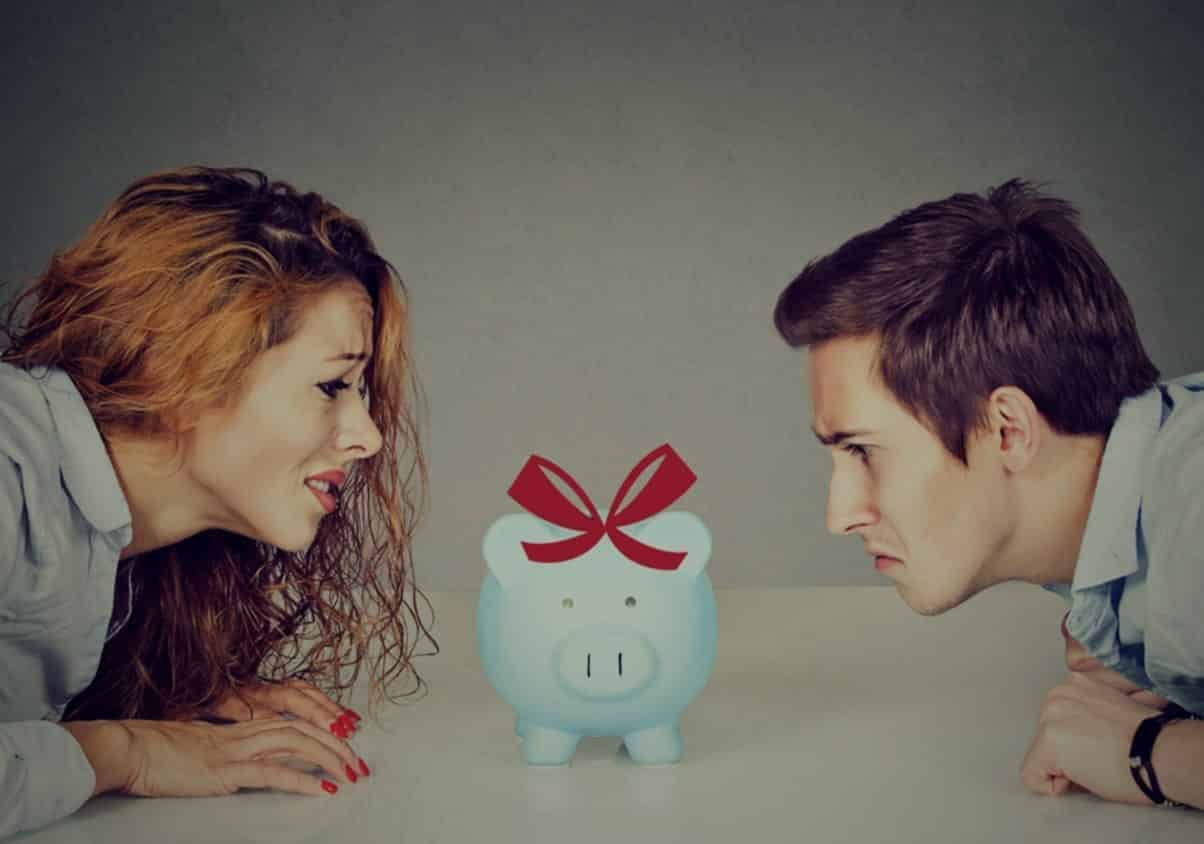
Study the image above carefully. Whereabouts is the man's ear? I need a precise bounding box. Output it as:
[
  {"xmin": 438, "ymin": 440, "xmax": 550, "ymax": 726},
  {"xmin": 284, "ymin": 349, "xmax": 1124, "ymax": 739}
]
[{"xmin": 984, "ymin": 386, "xmax": 1042, "ymax": 471}]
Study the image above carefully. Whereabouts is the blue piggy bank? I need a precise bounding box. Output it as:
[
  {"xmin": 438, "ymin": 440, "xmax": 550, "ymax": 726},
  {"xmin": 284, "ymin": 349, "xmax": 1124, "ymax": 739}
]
[{"xmin": 476, "ymin": 444, "xmax": 717, "ymax": 766}]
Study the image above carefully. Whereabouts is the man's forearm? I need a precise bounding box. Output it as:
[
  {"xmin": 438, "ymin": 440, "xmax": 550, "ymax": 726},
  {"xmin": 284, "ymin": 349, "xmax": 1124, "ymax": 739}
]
[{"xmin": 1151, "ymin": 718, "xmax": 1204, "ymax": 809}]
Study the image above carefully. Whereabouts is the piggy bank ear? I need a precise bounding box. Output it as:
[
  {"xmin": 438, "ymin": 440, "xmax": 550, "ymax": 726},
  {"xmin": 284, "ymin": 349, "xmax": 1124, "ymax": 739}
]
[
  {"xmin": 629, "ymin": 511, "xmax": 712, "ymax": 578},
  {"xmin": 482, "ymin": 513, "xmax": 562, "ymax": 586}
]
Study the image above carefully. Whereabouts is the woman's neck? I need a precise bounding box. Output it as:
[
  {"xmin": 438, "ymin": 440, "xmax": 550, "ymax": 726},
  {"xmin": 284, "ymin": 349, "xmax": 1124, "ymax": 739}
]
[{"xmin": 105, "ymin": 432, "xmax": 223, "ymax": 559}]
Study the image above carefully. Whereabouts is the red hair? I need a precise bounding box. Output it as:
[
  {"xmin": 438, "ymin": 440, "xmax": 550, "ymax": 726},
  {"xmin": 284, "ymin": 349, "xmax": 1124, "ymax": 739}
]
[{"xmin": 2, "ymin": 166, "xmax": 436, "ymax": 720}]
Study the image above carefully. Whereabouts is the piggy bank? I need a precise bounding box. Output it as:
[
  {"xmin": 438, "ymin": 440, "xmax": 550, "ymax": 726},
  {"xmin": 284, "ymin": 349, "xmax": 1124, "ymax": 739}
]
[{"xmin": 476, "ymin": 444, "xmax": 717, "ymax": 766}]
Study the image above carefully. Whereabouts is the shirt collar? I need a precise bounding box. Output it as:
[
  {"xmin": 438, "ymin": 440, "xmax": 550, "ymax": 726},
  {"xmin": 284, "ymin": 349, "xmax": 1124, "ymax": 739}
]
[
  {"xmin": 1070, "ymin": 384, "xmax": 1162, "ymax": 592},
  {"xmin": 36, "ymin": 367, "xmax": 132, "ymax": 535}
]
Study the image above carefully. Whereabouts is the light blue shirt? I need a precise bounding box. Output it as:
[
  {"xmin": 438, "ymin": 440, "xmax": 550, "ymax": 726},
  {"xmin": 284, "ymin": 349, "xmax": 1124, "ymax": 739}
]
[
  {"xmin": 1046, "ymin": 371, "xmax": 1204, "ymax": 715},
  {"xmin": 0, "ymin": 362, "xmax": 132, "ymax": 838}
]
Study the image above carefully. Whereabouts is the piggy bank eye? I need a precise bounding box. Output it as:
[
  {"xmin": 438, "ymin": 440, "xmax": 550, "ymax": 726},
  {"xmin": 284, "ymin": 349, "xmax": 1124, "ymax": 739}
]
[
  {"xmin": 562, "ymin": 597, "xmax": 574, "ymax": 609},
  {"xmin": 625, "ymin": 596, "xmax": 637, "ymax": 608}
]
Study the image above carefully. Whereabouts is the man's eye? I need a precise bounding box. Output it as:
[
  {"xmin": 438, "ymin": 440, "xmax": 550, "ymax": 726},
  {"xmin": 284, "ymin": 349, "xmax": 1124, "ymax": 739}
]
[
  {"xmin": 842, "ymin": 443, "xmax": 871, "ymax": 463},
  {"xmin": 317, "ymin": 378, "xmax": 352, "ymax": 399}
]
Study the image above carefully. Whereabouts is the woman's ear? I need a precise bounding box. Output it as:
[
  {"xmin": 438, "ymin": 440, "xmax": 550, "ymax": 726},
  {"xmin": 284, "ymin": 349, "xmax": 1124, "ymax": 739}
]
[
  {"xmin": 985, "ymin": 386, "xmax": 1043, "ymax": 472},
  {"xmin": 166, "ymin": 410, "xmax": 198, "ymax": 434}
]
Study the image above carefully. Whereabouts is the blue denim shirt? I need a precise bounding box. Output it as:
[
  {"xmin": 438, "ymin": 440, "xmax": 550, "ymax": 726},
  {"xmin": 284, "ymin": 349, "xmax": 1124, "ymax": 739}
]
[
  {"xmin": 1045, "ymin": 372, "xmax": 1204, "ymax": 716},
  {"xmin": 0, "ymin": 362, "xmax": 132, "ymax": 838}
]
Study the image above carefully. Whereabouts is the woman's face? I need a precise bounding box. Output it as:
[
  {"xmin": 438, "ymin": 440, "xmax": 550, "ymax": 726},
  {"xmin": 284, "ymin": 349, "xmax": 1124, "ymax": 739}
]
[{"xmin": 184, "ymin": 282, "xmax": 383, "ymax": 551}]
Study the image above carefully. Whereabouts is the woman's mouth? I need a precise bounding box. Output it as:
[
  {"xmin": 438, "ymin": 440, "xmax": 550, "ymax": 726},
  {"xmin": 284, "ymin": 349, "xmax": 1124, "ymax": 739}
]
[{"xmin": 305, "ymin": 478, "xmax": 339, "ymax": 514}]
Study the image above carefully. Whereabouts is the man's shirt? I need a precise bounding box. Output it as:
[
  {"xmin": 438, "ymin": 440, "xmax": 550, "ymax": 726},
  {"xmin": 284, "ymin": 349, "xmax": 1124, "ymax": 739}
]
[
  {"xmin": 0, "ymin": 362, "xmax": 132, "ymax": 838},
  {"xmin": 1046, "ymin": 371, "xmax": 1204, "ymax": 714}
]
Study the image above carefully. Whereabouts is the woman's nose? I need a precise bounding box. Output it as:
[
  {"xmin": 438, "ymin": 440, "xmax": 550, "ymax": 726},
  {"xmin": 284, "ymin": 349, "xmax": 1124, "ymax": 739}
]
[{"xmin": 336, "ymin": 400, "xmax": 383, "ymax": 459}]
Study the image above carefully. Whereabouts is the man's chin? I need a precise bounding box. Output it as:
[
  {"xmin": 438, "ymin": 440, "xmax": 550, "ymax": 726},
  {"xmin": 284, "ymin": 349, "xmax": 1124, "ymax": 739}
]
[{"xmin": 895, "ymin": 582, "xmax": 959, "ymax": 617}]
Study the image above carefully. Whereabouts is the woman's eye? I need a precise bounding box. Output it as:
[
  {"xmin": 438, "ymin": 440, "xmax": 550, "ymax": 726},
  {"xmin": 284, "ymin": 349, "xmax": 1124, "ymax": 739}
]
[
  {"xmin": 317, "ymin": 378, "xmax": 352, "ymax": 400},
  {"xmin": 319, "ymin": 376, "xmax": 370, "ymax": 407}
]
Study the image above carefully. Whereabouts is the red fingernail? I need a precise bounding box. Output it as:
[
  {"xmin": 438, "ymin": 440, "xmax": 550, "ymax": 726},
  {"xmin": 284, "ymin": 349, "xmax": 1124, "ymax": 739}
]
[
  {"xmin": 347, "ymin": 709, "xmax": 362, "ymax": 722},
  {"xmin": 339, "ymin": 714, "xmax": 356, "ymax": 733},
  {"xmin": 321, "ymin": 780, "xmax": 338, "ymax": 794},
  {"xmin": 330, "ymin": 721, "xmax": 346, "ymax": 739},
  {"xmin": 358, "ymin": 758, "xmax": 370, "ymax": 777},
  {"xmin": 345, "ymin": 764, "xmax": 358, "ymax": 783}
]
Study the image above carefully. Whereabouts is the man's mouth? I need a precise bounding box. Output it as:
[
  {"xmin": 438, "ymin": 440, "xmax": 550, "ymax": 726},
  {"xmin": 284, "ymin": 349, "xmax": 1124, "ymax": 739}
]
[
  {"xmin": 867, "ymin": 547, "xmax": 903, "ymax": 571},
  {"xmin": 873, "ymin": 554, "xmax": 902, "ymax": 572}
]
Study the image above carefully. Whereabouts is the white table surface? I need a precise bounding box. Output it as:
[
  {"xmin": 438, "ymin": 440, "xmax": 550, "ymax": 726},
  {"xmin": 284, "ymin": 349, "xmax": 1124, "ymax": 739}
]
[{"xmin": 18, "ymin": 584, "xmax": 1204, "ymax": 844}]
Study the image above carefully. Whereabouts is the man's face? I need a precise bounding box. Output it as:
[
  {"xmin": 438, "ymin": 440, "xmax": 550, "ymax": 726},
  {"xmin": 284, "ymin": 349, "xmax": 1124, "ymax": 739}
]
[{"xmin": 807, "ymin": 334, "xmax": 1014, "ymax": 615}]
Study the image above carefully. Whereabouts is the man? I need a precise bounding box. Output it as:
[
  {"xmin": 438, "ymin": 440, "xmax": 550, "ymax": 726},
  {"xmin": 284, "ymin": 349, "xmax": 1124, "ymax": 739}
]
[{"xmin": 773, "ymin": 179, "xmax": 1203, "ymax": 809}]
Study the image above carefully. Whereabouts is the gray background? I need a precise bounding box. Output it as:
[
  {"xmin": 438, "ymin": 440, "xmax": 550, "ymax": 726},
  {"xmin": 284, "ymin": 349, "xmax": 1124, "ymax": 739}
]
[{"xmin": 2, "ymin": 0, "xmax": 1201, "ymax": 590}]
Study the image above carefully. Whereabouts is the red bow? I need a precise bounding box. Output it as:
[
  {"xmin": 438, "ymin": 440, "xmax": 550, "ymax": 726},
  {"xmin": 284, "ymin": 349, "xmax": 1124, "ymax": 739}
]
[{"xmin": 506, "ymin": 443, "xmax": 697, "ymax": 570}]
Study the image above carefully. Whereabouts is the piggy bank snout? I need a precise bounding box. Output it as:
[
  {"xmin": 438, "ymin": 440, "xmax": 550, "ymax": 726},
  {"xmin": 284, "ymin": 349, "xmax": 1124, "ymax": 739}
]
[{"xmin": 554, "ymin": 626, "xmax": 657, "ymax": 701}]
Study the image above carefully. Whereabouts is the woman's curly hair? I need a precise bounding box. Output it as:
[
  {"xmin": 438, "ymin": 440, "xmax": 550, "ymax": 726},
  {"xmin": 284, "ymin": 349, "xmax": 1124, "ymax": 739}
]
[{"xmin": 0, "ymin": 166, "xmax": 436, "ymax": 721}]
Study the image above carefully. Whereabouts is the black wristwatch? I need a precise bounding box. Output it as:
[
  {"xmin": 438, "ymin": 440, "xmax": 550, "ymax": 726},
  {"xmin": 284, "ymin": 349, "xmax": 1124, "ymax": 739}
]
[{"xmin": 1128, "ymin": 701, "xmax": 1200, "ymax": 808}]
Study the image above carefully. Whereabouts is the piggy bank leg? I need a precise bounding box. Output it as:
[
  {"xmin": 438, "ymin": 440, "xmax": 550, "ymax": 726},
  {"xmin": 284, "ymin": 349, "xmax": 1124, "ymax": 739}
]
[
  {"xmin": 522, "ymin": 725, "xmax": 581, "ymax": 766},
  {"xmin": 623, "ymin": 723, "xmax": 682, "ymax": 765}
]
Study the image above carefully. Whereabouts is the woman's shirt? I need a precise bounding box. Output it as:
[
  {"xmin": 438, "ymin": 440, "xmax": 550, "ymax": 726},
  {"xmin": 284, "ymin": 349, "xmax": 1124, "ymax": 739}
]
[{"xmin": 0, "ymin": 362, "xmax": 131, "ymax": 839}]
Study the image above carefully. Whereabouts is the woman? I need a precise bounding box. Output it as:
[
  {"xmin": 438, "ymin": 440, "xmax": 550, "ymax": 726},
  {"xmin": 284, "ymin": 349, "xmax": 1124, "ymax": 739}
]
[{"xmin": 0, "ymin": 167, "xmax": 434, "ymax": 838}]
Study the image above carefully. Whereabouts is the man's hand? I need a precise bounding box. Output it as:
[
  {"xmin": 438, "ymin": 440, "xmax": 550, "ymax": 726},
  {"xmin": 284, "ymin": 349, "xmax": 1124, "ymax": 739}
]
[
  {"xmin": 1022, "ymin": 614, "xmax": 1172, "ymax": 803},
  {"xmin": 1060, "ymin": 613, "xmax": 1168, "ymax": 708},
  {"xmin": 1020, "ymin": 671, "xmax": 1160, "ymax": 803}
]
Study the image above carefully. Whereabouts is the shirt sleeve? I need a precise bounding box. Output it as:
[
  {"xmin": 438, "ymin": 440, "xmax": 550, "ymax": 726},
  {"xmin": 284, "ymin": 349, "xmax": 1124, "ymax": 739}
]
[
  {"xmin": 0, "ymin": 721, "xmax": 96, "ymax": 839},
  {"xmin": 1144, "ymin": 413, "xmax": 1204, "ymax": 715},
  {"xmin": 0, "ymin": 455, "xmax": 18, "ymax": 608},
  {"xmin": 1, "ymin": 444, "xmax": 96, "ymax": 836}
]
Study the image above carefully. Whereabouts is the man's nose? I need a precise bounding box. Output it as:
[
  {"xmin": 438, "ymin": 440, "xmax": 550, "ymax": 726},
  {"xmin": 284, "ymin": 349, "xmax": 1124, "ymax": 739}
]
[{"xmin": 825, "ymin": 468, "xmax": 877, "ymax": 535}]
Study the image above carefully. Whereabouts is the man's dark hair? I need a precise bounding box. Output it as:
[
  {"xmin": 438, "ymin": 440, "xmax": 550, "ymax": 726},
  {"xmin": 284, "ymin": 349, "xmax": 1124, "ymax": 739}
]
[{"xmin": 773, "ymin": 179, "xmax": 1160, "ymax": 462}]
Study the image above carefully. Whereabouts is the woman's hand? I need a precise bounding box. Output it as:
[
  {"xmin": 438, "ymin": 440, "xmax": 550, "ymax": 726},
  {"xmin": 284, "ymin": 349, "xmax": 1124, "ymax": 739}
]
[
  {"xmin": 63, "ymin": 716, "xmax": 362, "ymax": 798},
  {"xmin": 200, "ymin": 678, "xmax": 363, "ymax": 740}
]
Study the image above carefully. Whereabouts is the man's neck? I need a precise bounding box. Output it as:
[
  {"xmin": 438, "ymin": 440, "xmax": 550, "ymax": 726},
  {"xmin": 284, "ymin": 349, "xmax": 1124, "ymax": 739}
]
[{"xmin": 1006, "ymin": 432, "xmax": 1107, "ymax": 587}]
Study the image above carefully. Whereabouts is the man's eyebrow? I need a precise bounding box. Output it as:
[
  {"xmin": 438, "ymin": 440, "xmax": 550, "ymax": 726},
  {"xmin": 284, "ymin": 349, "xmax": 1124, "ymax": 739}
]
[{"xmin": 811, "ymin": 426, "xmax": 875, "ymax": 446}]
